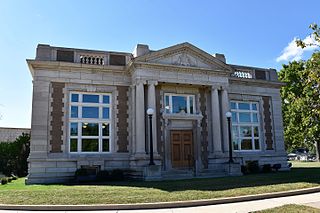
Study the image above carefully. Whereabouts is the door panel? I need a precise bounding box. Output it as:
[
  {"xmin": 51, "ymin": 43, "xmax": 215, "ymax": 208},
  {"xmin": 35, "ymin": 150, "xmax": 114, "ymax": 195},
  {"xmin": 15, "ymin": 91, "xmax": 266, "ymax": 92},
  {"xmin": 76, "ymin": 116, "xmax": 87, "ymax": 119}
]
[{"xmin": 171, "ymin": 130, "xmax": 193, "ymax": 168}]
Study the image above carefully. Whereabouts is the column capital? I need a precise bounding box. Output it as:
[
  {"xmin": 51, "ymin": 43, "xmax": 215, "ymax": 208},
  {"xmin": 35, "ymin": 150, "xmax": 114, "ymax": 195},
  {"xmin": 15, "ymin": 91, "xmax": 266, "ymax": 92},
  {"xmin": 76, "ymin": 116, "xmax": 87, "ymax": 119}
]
[
  {"xmin": 221, "ymin": 86, "xmax": 229, "ymax": 92},
  {"xmin": 211, "ymin": 85, "xmax": 220, "ymax": 91},
  {"xmin": 135, "ymin": 79, "xmax": 147, "ymax": 85},
  {"xmin": 147, "ymin": 80, "xmax": 158, "ymax": 86}
]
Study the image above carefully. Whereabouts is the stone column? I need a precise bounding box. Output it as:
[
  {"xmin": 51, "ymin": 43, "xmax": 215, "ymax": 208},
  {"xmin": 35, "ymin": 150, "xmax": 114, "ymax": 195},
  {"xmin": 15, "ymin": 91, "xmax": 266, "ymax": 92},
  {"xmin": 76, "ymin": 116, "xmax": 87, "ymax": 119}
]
[
  {"xmin": 135, "ymin": 81, "xmax": 146, "ymax": 154},
  {"xmin": 147, "ymin": 80, "xmax": 158, "ymax": 154},
  {"xmin": 221, "ymin": 87, "xmax": 230, "ymax": 152},
  {"xmin": 211, "ymin": 86, "xmax": 222, "ymax": 154}
]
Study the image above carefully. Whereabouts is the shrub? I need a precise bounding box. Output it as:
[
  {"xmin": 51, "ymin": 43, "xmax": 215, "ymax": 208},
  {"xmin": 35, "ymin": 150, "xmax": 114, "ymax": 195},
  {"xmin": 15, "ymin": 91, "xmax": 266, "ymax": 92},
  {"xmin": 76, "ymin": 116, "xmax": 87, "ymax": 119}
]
[
  {"xmin": 1, "ymin": 178, "xmax": 8, "ymax": 185},
  {"xmin": 241, "ymin": 165, "xmax": 249, "ymax": 174},
  {"xmin": 7, "ymin": 177, "xmax": 12, "ymax": 182},
  {"xmin": 97, "ymin": 170, "xmax": 110, "ymax": 181},
  {"xmin": 75, "ymin": 168, "xmax": 88, "ymax": 176},
  {"xmin": 246, "ymin": 161, "xmax": 260, "ymax": 173},
  {"xmin": 262, "ymin": 164, "xmax": 272, "ymax": 173},
  {"xmin": 11, "ymin": 174, "xmax": 18, "ymax": 180},
  {"xmin": 0, "ymin": 133, "xmax": 30, "ymax": 177},
  {"xmin": 110, "ymin": 169, "xmax": 124, "ymax": 181},
  {"xmin": 272, "ymin": 163, "xmax": 282, "ymax": 171}
]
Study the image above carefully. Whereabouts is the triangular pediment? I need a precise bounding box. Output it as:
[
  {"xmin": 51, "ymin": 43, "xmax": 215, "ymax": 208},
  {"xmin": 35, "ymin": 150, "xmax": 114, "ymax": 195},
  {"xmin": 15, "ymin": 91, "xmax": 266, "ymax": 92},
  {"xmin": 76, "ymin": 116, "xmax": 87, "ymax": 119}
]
[{"xmin": 134, "ymin": 42, "xmax": 232, "ymax": 71}]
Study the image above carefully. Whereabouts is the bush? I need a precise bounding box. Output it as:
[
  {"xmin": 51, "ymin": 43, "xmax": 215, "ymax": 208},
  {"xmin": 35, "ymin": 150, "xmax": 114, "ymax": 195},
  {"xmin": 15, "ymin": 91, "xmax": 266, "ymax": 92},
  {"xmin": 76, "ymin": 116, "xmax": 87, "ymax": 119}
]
[
  {"xmin": 11, "ymin": 174, "xmax": 18, "ymax": 180},
  {"xmin": 0, "ymin": 133, "xmax": 30, "ymax": 177},
  {"xmin": 246, "ymin": 161, "xmax": 260, "ymax": 173},
  {"xmin": 241, "ymin": 165, "xmax": 249, "ymax": 174},
  {"xmin": 7, "ymin": 177, "xmax": 12, "ymax": 182},
  {"xmin": 75, "ymin": 168, "xmax": 88, "ymax": 176},
  {"xmin": 272, "ymin": 163, "xmax": 282, "ymax": 171},
  {"xmin": 97, "ymin": 170, "xmax": 110, "ymax": 181},
  {"xmin": 262, "ymin": 164, "xmax": 272, "ymax": 173},
  {"xmin": 110, "ymin": 169, "xmax": 124, "ymax": 181},
  {"xmin": 1, "ymin": 178, "xmax": 8, "ymax": 185}
]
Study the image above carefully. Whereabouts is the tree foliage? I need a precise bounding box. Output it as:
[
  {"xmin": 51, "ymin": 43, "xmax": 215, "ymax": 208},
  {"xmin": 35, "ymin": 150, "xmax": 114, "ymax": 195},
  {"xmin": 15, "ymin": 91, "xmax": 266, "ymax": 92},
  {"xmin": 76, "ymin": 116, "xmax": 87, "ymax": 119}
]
[
  {"xmin": 0, "ymin": 133, "xmax": 30, "ymax": 176},
  {"xmin": 296, "ymin": 23, "xmax": 320, "ymax": 48},
  {"xmin": 279, "ymin": 23, "xmax": 320, "ymax": 160}
]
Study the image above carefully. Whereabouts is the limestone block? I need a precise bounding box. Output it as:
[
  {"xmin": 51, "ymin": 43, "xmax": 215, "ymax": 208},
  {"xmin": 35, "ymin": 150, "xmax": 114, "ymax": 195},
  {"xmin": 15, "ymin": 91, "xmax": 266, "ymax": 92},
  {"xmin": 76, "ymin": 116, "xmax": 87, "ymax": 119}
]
[
  {"xmin": 69, "ymin": 79, "xmax": 93, "ymax": 84},
  {"xmin": 46, "ymin": 167, "xmax": 69, "ymax": 173},
  {"xmin": 159, "ymin": 71, "xmax": 178, "ymax": 79},
  {"xmin": 144, "ymin": 165, "xmax": 162, "ymax": 180},
  {"xmin": 31, "ymin": 161, "xmax": 57, "ymax": 168},
  {"xmin": 59, "ymin": 71, "xmax": 81, "ymax": 79},
  {"xmin": 30, "ymin": 145, "xmax": 47, "ymax": 152},
  {"xmin": 80, "ymin": 72, "xmax": 103, "ymax": 81},
  {"xmin": 57, "ymin": 161, "xmax": 77, "ymax": 168},
  {"xmin": 35, "ymin": 70, "xmax": 59, "ymax": 78},
  {"xmin": 29, "ymin": 167, "xmax": 46, "ymax": 173}
]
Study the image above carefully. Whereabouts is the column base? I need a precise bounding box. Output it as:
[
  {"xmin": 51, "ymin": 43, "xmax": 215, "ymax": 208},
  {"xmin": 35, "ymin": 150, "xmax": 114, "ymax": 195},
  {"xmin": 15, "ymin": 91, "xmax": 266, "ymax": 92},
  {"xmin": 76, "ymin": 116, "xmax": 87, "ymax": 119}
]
[{"xmin": 144, "ymin": 165, "xmax": 162, "ymax": 181}]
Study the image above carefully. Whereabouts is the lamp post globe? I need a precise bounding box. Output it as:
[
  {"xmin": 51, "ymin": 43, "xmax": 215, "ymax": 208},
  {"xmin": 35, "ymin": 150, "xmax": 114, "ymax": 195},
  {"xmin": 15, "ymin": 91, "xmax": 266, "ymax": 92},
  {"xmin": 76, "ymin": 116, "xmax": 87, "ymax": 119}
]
[
  {"xmin": 147, "ymin": 108, "xmax": 154, "ymax": 115},
  {"xmin": 225, "ymin": 111, "xmax": 232, "ymax": 118}
]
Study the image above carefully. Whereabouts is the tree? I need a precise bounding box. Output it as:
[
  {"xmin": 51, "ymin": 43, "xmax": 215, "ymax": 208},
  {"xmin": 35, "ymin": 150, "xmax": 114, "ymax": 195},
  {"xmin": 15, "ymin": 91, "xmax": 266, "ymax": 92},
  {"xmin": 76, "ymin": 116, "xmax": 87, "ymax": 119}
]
[
  {"xmin": 0, "ymin": 133, "xmax": 30, "ymax": 176},
  {"xmin": 279, "ymin": 23, "xmax": 320, "ymax": 161},
  {"xmin": 278, "ymin": 61, "xmax": 311, "ymax": 152},
  {"xmin": 302, "ymin": 52, "xmax": 320, "ymax": 161},
  {"xmin": 296, "ymin": 23, "xmax": 320, "ymax": 48}
]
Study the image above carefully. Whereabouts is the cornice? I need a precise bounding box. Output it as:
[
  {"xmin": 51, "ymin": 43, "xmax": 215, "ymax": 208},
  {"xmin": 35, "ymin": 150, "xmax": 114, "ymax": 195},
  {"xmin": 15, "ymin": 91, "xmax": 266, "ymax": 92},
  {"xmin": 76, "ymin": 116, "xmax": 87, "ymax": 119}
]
[
  {"xmin": 27, "ymin": 60, "xmax": 128, "ymax": 74},
  {"xmin": 229, "ymin": 77, "xmax": 285, "ymax": 88}
]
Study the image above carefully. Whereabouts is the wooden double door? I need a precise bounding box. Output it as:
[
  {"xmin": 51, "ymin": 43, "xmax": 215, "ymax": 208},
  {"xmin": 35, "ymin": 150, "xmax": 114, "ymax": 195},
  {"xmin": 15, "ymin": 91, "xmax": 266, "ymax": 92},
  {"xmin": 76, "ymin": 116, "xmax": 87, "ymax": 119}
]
[{"xmin": 171, "ymin": 130, "xmax": 194, "ymax": 168}]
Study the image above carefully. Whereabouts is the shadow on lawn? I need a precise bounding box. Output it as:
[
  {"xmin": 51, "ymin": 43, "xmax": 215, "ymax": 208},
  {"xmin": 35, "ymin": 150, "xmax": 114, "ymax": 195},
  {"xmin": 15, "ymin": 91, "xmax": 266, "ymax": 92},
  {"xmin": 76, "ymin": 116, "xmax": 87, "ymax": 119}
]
[{"xmin": 68, "ymin": 167, "xmax": 320, "ymax": 192}]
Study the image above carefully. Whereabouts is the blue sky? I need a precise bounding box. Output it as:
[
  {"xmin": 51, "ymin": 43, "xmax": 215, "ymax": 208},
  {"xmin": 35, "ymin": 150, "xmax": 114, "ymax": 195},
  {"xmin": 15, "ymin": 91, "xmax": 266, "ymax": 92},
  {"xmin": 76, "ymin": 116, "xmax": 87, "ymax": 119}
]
[{"xmin": 0, "ymin": 0, "xmax": 319, "ymax": 128}]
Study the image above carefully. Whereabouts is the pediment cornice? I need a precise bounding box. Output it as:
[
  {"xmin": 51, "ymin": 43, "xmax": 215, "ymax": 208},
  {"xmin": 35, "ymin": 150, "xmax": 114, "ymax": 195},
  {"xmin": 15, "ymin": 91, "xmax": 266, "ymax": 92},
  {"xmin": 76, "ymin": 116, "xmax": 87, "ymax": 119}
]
[{"xmin": 134, "ymin": 42, "xmax": 233, "ymax": 71}]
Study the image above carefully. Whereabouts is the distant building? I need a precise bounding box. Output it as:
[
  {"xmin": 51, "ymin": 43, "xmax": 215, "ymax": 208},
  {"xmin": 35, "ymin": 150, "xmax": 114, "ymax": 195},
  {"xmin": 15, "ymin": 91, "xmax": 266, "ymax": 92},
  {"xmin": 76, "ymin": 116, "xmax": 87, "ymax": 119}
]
[
  {"xmin": 26, "ymin": 42, "xmax": 287, "ymax": 184},
  {"xmin": 0, "ymin": 127, "xmax": 30, "ymax": 142}
]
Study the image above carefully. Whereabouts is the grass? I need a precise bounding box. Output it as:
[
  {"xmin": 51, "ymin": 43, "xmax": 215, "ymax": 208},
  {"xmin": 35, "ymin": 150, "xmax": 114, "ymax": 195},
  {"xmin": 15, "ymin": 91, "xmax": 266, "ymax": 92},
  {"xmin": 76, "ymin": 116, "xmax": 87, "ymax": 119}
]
[
  {"xmin": 253, "ymin": 204, "xmax": 320, "ymax": 213},
  {"xmin": 0, "ymin": 161, "xmax": 319, "ymax": 205}
]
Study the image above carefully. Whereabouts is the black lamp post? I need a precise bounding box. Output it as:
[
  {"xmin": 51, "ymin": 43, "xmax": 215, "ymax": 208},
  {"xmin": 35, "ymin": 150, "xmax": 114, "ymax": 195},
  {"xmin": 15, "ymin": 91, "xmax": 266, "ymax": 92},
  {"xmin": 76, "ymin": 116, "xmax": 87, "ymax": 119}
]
[
  {"xmin": 226, "ymin": 111, "xmax": 234, "ymax": 163},
  {"xmin": 147, "ymin": 108, "xmax": 155, "ymax": 165}
]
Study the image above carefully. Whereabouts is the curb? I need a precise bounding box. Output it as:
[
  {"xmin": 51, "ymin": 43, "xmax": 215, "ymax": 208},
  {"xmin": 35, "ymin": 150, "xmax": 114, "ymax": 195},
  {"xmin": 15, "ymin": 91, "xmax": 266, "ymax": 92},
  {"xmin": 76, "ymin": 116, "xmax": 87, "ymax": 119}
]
[{"xmin": 1, "ymin": 186, "xmax": 320, "ymax": 211}]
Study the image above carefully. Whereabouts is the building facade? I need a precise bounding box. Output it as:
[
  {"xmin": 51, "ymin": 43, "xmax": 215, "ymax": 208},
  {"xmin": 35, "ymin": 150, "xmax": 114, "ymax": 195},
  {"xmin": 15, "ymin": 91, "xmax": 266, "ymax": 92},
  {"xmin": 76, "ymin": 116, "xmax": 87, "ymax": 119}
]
[
  {"xmin": 27, "ymin": 42, "xmax": 287, "ymax": 184},
  {"xmin": 0, "ymin": 127, "xmax": 30, "ymax": 142}
]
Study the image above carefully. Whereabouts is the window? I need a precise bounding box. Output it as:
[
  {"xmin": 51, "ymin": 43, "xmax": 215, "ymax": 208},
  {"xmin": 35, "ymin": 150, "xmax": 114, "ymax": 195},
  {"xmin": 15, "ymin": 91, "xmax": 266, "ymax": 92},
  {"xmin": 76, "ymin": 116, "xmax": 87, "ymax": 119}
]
[
  {"xmin": 69, "ymin": 92, "xmax": 111, "ymax": 153},
  {"xmin": 164, "ymin": 94, "xmax": 195, "ymax": 114},
  {"xmin": 231, "ymin": 101, "xmax": 260, "ymax": 151}
]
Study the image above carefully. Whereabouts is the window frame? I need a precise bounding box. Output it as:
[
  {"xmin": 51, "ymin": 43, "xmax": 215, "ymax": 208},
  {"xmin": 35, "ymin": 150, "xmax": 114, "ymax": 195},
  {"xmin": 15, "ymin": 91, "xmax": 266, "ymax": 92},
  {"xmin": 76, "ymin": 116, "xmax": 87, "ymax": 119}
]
[
  {"xmin": 164, "ymin": 93, "xmax": 196, "ymax": 114},
  {"xmin": 230, "ymin": 101, "xmax": 261, "ymax": 152},
  {"xmin": 68, "ymin": 92, "xmax": 112, "ymax": 154}
]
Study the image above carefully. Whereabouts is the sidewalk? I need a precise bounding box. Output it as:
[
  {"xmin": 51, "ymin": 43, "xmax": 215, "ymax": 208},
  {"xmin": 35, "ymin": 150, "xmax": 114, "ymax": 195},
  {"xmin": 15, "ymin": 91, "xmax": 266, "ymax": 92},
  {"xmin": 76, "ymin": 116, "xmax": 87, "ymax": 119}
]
[{"xmin": 0, "ymin": 192, "xmax": 320, "ymax": 213}]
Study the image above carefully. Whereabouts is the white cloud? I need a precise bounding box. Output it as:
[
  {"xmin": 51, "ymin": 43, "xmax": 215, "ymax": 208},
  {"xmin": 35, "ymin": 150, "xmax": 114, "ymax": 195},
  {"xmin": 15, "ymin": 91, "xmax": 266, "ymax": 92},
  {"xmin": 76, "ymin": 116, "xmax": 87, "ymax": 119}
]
[{"xmin": 276, "ymin": 35, "xmax": 319, "ymax": 62}]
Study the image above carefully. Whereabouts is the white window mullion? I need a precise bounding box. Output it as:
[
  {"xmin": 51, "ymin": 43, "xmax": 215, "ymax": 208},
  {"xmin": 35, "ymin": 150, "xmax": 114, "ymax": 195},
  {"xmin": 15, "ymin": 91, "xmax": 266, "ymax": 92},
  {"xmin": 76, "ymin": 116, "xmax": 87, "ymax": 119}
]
[
  {"xmin": 78, "ymin": 122, "xmax": 82, "ymax": 153},
  {"xmin": 186, "ymin": 96, "xmax": 190, "ymax": 114},
  {"xmin": 169, "ymin": 95, "xmax": 173, "ymax": 113},
  {"xmin": 99, "ymin": 123, "xmax": 102, "ymax": 152}
]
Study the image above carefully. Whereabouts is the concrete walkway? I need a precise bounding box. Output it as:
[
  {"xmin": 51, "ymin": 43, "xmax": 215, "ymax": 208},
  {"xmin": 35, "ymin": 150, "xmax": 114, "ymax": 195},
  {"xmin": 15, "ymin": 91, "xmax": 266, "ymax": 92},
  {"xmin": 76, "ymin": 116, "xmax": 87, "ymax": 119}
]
[{"xmin": 1, "ymin": 192, "xmax": 320, "ymax": 213}]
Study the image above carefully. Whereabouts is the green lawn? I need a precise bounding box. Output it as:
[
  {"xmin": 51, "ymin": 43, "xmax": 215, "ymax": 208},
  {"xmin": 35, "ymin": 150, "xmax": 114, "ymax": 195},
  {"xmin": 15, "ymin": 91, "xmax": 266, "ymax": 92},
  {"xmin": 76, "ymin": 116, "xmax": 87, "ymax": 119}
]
[
  {"xmin": 253, "ymin": 204, "xmax": 320, "ymax": 213},
  {"xmin": 0, "ymin": 161, "xmax": 319, "ymax": 205}
]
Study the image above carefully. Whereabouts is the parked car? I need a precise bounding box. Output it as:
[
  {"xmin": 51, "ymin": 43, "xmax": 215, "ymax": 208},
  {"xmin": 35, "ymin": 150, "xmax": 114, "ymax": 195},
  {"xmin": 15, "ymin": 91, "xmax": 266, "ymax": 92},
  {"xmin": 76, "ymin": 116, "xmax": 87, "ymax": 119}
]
[{"xmin": 287, "ymin": 147, "xmax": 316, "ymax": 162}]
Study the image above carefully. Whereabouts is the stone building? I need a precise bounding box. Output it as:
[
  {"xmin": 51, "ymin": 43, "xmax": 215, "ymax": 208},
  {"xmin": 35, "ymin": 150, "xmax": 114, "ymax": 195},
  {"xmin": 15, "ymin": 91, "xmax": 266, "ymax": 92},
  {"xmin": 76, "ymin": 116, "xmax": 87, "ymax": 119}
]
[
  {"xmin": 26, "ymin": 42, "xmax": 287, "ymax": 184},
  {"xmin": 0, "ymin": 127, "xmax": 30, "ymax": 142}
]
